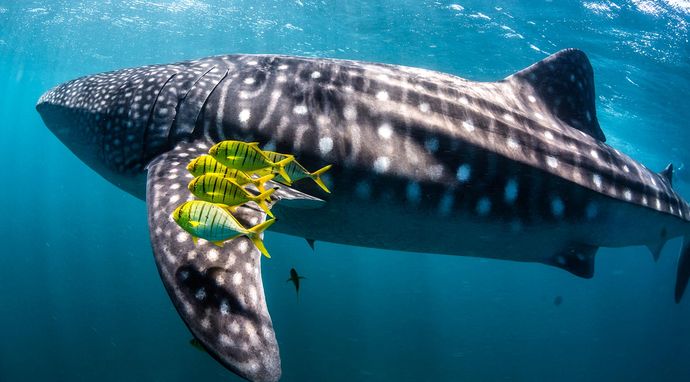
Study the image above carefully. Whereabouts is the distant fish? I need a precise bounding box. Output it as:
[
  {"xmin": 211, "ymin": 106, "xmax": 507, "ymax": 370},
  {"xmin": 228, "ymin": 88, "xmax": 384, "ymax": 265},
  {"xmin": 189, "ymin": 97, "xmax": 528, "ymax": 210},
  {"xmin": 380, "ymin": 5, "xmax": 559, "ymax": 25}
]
[
  {"xmin": 172, "ymin": 200, "xmax": 275, "ymax": 257},
  {"xmin": 260, "ymin": 150, "xmax": 332, "ymax": 193},
  {"xmin": 187, "ymin": 173, "xmax": 277, "ymax": 217},
  {"xmin": 287, "ymin": 268, "xmax": 306, "ymax": 300},
  {"xmin": 209, "ymin": 140, "xmax": 294, "ymax": 183},
  {"xmin": 187, "ymin": 154, "xmax": 275, "ymax": 192},
  {"xmin": 553, "ymin": 296, "xmax": 563, "ymax": 306},
  {"xmin": 189, "ymin": 338, "xmax": 206, "ymax": 352}
]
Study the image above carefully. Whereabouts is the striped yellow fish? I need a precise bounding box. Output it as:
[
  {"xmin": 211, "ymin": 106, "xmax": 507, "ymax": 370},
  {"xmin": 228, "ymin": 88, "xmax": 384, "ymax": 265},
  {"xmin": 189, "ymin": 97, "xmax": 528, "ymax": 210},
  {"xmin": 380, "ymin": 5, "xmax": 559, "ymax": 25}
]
[
  {"xmin": 188, "ymin": 174, "xmax": 276, "ymax": 218},
  {"xmin": 259, "ymin": 150, "xmax": 332, "ymax": 193},
  {"xmin": 186, "ymin": 154, "xmax": 274, "ymax": 192},
  {"xmin": 172, "ymin": 200, "xmax": 275, "ymax": 258},
  {"xmin": 209, "ymin": 141, "xmax": 294, "ymax": 184}
]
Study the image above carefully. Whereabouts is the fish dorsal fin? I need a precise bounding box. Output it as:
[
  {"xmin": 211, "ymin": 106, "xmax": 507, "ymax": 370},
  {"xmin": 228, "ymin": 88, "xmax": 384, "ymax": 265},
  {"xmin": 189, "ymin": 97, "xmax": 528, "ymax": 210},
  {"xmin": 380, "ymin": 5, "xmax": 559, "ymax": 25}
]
[
  {"xmin": 147, "ymin": 141, "xmax": 281, "ymax": 382},
  {"xmin": 508, "ymin": 49, "xmax": 606, "ymax": 142},
  {"xmin": 659, "ymin": 163, "xmax": 673, "ymax": 186}
]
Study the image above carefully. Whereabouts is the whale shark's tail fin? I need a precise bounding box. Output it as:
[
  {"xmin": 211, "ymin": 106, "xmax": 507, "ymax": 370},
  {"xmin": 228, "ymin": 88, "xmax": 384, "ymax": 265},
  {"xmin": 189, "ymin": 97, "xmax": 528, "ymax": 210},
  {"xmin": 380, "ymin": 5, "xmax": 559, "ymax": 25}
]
[
  {"xmin": 146, "ymin": 142, "xmax": 282, "ymax": 382},
  {"xmin": 675, "ymin": 236, "xmax": 690, "ymax": 303}
]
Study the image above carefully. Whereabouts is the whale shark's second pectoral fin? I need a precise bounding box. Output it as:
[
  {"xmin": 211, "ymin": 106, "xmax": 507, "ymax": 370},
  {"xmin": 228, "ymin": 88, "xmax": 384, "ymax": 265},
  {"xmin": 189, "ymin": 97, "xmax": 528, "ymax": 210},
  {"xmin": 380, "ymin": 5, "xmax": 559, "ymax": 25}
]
[
  {"xmin": 508, "ymin": 48, "xmax": 606, "ymax": 142},
  {"xmin": 146, "ymin": 141, "xmax": 281, "ymax": 382},
  {"xmin": 545, "ymin": 243, "xmax": 599, "ymax": 279}
]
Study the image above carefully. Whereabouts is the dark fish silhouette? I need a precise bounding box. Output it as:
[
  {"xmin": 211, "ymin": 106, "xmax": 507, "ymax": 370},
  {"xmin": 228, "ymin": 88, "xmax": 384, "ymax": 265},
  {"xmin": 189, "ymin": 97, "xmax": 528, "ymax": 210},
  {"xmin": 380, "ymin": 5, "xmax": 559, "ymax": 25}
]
[
  {"xmin": 189, "ymin": 338, "xmax": 206, "ymax": 352},
  {"xmin": 554, "ymin": 296, "xmax": 563, "ymax": 306},
  {"xmin": 287, "ymin": 268, "xmax": 306, "ymax": 298}
]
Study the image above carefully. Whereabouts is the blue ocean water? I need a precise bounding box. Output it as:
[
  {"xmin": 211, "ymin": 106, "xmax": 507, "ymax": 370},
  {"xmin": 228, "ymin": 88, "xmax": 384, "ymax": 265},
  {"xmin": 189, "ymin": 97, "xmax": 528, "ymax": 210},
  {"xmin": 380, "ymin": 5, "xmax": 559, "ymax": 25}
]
[{"xmin": 1, "ymin": 1, "xmax": 690, "ymax": 380}]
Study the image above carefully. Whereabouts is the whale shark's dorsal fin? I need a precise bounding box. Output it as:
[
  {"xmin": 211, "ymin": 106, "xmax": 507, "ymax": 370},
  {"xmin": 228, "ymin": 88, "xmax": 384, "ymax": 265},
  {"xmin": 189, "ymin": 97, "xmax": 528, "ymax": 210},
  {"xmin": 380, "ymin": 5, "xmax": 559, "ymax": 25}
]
[
  {"xmin": 146, "ymin": 141, "xmax": 281, "ymax": 382},
  {"xmin": 659, "ymin": 163, "xmax": 673, "ymax": 186},
  {"xmin": 508, "ymin": 48, "xmax": 606, "ymax": 142}
]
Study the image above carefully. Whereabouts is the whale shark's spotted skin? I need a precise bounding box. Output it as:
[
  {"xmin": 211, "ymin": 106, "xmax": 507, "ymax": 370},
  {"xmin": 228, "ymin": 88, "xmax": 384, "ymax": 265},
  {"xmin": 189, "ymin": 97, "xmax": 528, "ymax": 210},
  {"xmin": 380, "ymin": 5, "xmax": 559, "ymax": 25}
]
[{"xmin": 37, "ymin": 50, "xmax": 690, "ymax": 382}]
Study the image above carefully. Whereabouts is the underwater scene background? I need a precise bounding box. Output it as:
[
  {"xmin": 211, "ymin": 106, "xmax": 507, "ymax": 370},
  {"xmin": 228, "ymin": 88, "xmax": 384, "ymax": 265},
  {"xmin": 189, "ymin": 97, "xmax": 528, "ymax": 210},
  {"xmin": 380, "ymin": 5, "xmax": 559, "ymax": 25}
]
[{"xmin": 1, "ymin": 1, "xmax": 690, "ymax": 380}]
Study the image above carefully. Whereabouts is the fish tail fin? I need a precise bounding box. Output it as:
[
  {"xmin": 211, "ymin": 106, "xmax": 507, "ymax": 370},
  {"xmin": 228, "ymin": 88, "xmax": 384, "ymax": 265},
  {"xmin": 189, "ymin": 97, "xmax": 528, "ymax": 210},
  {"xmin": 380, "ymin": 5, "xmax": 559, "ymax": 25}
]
[
  {"xmin": 309, "ymin": 165, "xmax": 332, "ymax": 193},
  {"xmin": 273, "ymin": 156, "xmax": 294, "ymax": 184},
  {"xmin": 247, "ymin": 219, "xmax": 276, "ymax": 259},
  {"xmin": 253, "ymin": 174, "xmax": 275, "ymax": 192},
  {"xmin": 252, "ymin": 188, "xmax": 276, "ymax": 218},
  {"xmin": 675, "ymin": 235, "xmax": 690, "ymax": 303}
]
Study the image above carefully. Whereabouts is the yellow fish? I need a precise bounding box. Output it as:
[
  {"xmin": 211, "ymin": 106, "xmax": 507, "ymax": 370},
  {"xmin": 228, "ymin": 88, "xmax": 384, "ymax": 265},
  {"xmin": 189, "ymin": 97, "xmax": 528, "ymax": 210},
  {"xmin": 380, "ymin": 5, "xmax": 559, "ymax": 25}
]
[
  {"xmin": 187, "ymin": 154, "xmax": 274, "ymax": 192},
  {"xmin": 260, "ymin": 150, "xmax": 332, "ymax": 193},
  {"xmin": 209, "ymin": 141, "xmax": 294, "ymax": 184},
  {"xmin": 172, "ymin": 200, "xmax": 275, "ymax": 258},
  {"xmin": 188, "ymin": 174, "xmax": 276, "ymax": 218}
]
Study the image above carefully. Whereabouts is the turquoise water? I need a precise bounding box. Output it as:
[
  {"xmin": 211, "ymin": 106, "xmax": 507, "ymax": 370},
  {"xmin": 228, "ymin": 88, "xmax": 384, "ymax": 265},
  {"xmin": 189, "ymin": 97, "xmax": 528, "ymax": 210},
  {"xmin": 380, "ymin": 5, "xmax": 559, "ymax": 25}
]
[{"xmin": 2, "ymin": 1, "xmax": 690, "ymax": 380}]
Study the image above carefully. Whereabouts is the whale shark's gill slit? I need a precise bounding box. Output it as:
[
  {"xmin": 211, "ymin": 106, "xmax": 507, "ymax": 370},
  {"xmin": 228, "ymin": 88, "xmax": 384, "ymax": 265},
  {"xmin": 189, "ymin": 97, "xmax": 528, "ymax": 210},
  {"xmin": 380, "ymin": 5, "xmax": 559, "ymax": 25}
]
[
  {"xmin": 169, "ymin": 65, "xmax": 218, "ymax": 141},
  {"xmin": 183, "ymin": 68, "xmax": 230, "ymax": 138},
  {"xmin": 189, "ymin": 68, "xmax": 229, "ymax": 140},
  {"xmin": 141, "ymin": 71, "xmax": 179, "ymax": 162}
]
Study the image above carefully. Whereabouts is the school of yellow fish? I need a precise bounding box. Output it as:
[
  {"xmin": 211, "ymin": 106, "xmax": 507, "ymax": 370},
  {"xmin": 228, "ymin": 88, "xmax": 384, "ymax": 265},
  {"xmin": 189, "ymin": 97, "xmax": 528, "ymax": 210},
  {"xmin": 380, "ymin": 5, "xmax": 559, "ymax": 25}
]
[{"xmin": 172, "ymin": 140, "xmax": 332, "ymax": 258}]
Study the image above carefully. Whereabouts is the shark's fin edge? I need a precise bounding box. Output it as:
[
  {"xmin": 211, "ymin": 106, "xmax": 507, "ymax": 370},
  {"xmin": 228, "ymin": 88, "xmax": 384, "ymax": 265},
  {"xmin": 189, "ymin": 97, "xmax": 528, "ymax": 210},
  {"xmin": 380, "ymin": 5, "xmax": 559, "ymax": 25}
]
[
  {"xmin": 660, "ymin": 163, "xmax": 673, "ymax": 186},
  {"xmin": 509, "ymin": 48, "xmax": 606, "ymax": 142},
  {"xmin": 547, "ymin": 243, "xmax": 598, "ymax": 279},
  {"xmin": 146, "ymin": 142, "xmax": 281, "ymax": 382},
  {"xmin": 647, "ymin": 241, "xmax": 667, "ymax": 262},
  {"xmin": 675, "ymin": 235, "xmax": 690, "ymax": 303}
]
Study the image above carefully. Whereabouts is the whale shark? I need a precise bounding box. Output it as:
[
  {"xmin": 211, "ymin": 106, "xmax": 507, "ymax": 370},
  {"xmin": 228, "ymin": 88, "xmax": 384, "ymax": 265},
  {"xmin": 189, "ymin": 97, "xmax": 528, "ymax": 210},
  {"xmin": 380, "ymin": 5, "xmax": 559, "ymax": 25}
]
[{"xmin": 36, "ymin": 49, "xmax": 690, "ymax": 382}]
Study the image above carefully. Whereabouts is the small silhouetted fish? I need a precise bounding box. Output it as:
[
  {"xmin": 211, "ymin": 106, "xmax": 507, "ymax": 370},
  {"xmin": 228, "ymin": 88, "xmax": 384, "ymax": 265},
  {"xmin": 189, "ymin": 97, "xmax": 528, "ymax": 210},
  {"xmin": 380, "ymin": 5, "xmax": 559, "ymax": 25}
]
[
  {"xmin": 554, "ymin": 296, "xmax": 563, "ymax": 306},
  {"xmin": 189, "ymin": 338, "xmax": 206, "ymax": 352},
  {"xmin": 287, "ymin": 268, "xmax": 306, "ymax": 301}
]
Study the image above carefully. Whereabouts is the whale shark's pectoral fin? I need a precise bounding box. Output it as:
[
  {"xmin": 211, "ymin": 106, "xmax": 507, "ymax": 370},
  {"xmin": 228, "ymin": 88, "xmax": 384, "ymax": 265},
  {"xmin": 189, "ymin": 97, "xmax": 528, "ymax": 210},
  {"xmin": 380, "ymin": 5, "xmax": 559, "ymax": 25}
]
[
  {"xmin": 508, "ymin": 48, "xmax": 606, "ymax": 142},
  {"xmin": 546, "ymin": 243, "xmax": 598, "ymax": 279},
  {"xmin": 146, "ymin": 141, "xmax": 281, "ymax": 382}
]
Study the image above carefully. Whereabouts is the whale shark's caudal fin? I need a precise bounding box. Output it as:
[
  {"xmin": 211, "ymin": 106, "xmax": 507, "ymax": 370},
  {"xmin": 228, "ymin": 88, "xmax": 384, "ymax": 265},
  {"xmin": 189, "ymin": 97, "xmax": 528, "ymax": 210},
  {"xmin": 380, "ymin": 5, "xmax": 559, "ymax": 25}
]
[
  {"xmin": 508, "ymin": 48, "xmax": 606, "ymax": 142},
  {"xmin": 675, "ymin": 236, "xmax": 690, "ymax": 303},
  {"xmin": 146, "ymin": 141, "xmax": 281, "ymax": 382}
]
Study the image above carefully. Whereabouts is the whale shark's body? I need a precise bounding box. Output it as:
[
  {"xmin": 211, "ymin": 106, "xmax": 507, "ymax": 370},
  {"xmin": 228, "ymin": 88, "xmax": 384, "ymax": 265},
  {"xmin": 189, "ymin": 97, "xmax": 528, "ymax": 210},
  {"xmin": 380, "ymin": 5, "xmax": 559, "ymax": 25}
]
[{"xmin": 36, "ymin": 49, "xmax": 690, "ymax": 382}]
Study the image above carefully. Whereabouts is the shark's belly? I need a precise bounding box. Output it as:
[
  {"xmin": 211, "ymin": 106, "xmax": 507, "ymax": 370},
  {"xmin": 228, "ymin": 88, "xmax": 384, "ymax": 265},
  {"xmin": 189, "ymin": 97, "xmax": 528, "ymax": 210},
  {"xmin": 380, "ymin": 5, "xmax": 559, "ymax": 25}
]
[{"xmin": 271, "ymin": 192, "xmax": 581, "ymax": 263}]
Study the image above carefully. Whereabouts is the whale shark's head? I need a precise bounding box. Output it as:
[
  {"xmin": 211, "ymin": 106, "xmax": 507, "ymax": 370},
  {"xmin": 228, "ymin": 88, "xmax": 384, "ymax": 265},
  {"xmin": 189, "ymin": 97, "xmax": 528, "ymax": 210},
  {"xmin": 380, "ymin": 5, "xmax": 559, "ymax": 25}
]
[{"xmin": 36, "ymin": 68, "xmax": 166, "ymax": 199}]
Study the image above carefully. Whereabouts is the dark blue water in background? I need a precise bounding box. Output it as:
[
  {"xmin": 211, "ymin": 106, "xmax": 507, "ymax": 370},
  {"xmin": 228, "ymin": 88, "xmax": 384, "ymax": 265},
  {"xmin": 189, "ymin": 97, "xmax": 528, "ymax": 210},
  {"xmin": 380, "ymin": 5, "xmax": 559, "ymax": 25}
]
[{"xmin": 1, "ymin": 1, "xmax": 689, "ymax": 380}]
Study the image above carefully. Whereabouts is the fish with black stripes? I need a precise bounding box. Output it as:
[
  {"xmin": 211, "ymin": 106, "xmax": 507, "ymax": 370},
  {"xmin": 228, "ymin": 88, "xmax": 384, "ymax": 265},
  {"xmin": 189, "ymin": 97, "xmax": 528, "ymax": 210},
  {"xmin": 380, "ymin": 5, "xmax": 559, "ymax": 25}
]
[
  {"xmin": 172, "ymin": 200, "xmax": 275, "ymax": 258},
  {"xmin": 187, "ymin": 173, "xmax": 276, "ymax": 218},
  {"xmin": 256, "ymin": 150, "xmax": 332, "ymax": 193},
  {"xmin": 209, "ymin": 140, "xmax": 294, "ymax": 184},
  {"xmin": 187, "ymin": 154, "xmax": 275, "ymax": 192}
]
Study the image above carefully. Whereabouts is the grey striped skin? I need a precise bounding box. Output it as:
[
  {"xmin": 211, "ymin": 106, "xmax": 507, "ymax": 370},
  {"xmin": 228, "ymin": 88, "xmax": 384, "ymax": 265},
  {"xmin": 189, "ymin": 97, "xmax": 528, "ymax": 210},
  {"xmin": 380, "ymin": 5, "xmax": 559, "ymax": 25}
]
[{"xmin": 36, "ymin": 49, "xmax": 690, "ymax": 382}]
